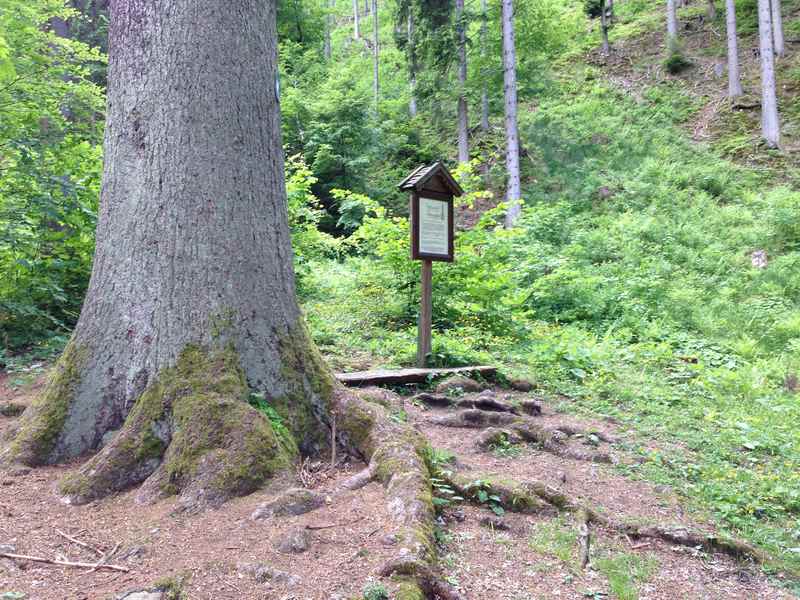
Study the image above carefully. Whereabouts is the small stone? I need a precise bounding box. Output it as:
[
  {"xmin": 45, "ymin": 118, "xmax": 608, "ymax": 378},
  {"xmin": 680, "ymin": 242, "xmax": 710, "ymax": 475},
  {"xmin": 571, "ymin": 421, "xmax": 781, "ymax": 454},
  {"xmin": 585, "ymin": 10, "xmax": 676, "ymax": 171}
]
[
  {"xmin": 557, "ymin": 471, "xmax": 567, "ymax": 484},
  {"xmin": 117, "ymin": 592, "xmax": 163, "ymax": 600},
  {"xmin": 0, "ymin": 544, "xmax": 16, "ymax": 554},
  {"xmin": 435, "ymin": 375, "xmax": 484, "ymax": 395},
  {"xmin": 275, "ymin": 527, "xmax": 311, "ymax": 554},
  {"xmin": 252, "ymin": 488, "xmax": 324, "ymax": 520},
  {"xmin": 449, "ymin": 508, "xmax": 466, "ymax": 522},
  {"xmin": 119, "ymin": 545, "xmax": 146, "ymax": 562},
  {"xmin": 237, "ymin": 562, "xmax": 299, "ymax": 586},
  {"xmin": 0, "ymin": 593, "xmax": 27, "ymax": 600},
  {"xmin": 8, "ymin": 466, "xmax": 31, "ymax": 477},
  {"xmin": 751, "ymin": 249, "xmax": 768, "ymax": 269},
  {"xmin": 380, "ymin": 534, "xmax": 399, "ymax": 546},
  {"xmin": 479, "ymin": 516, "xmax": 510, "ymax": 531}
]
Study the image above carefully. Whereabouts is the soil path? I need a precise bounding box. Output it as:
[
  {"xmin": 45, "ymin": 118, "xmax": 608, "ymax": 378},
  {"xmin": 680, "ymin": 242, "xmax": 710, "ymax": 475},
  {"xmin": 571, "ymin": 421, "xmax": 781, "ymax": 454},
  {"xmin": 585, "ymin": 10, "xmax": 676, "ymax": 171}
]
[{"xmin": 0, "ymin": 379, "xmax": 795, "ymax": 599}]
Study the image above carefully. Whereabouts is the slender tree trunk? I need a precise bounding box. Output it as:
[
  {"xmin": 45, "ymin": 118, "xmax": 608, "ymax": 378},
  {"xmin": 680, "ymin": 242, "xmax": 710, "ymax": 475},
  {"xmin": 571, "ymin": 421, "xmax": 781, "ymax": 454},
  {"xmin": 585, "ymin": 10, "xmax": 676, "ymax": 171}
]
[
  {"xmin": 364, "ymin": 0, "xmax": 369, "ymax": 15},
  {"xmin": 408, "ymin": 11, "xmax": 417, "ymax": 117},
  {"xmin": 608, "ymin": 0, "xmax": 615, "ymax": 23},
  {"xmin": 353, "ymin": 0, "xmax": 360, "ymax": 39},
  {"xmin": 667, "ymin": 0, "xmax": 678, "ymax": 42},
  {"xmin": 501, "ymin": 0, "xmax": 521, "ymax": 227},
  {"xmin": 758, "ymin": 0, "xmax": 780, "ymax": 147},
  {"xmin": 600, "ymin": 0, "xmax": 610, "ymax": 55},
  {"xmin": 372, "ymin": 0, "xmax": 379, "ymax": 108},
  {"xmin": 324, "ymin": 0, "xmax": 333, "ymax": 60},
  {"xmin": 725, "ymin": 0, "xmax": 743, "ymax": 97},
  {"xmin": 480, "ymin": 0, "xmax": 489, "ymax": 132},
  {"xmin": 771, "ymin": 0, "xmax": 784, "ymax": 56},
  {"xmin": 707, "ymin": 0, "xmax": 717, "ymax": 19},
  {"xmin": 456, "ymin": 0, "xmax": 469, "ymax": 163}
]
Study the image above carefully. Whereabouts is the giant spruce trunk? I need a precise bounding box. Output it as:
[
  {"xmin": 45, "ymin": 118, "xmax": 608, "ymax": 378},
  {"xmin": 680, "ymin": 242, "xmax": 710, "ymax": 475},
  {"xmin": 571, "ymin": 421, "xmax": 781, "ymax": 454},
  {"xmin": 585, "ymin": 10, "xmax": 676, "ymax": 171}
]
[{"xmin": 3, "ymin": 0, "xmax": 334, "ymax": 508}]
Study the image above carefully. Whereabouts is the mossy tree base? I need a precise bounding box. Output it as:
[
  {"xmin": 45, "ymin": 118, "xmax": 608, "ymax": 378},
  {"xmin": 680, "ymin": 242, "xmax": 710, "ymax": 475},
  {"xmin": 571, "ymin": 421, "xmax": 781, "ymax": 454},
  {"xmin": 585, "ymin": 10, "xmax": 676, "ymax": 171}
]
[{"xmin": 58, "ymin": 345, "xmax": 295, "ymax": 510}]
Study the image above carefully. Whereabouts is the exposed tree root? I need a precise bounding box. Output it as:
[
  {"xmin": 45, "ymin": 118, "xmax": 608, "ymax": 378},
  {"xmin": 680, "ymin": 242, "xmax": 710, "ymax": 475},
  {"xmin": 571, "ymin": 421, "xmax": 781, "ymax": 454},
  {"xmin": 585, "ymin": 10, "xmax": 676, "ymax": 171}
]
[
  {"xmin": 334, "ymin": 388, "xmax": 463, "ymax": 598},
  {"xmin": 444, "ymin": 472, "xmax": 767, "ymax": 564},
  {"xmin": 414, "ymin": 391, "xmax": 540, "ymax": 416},
  {"xmin": 432, "ymin": 409, "xmax": 612, "ymax": 463},
  {"xmin": 58, "ymin": 346, "xmax": 294, "ymax": 509}
]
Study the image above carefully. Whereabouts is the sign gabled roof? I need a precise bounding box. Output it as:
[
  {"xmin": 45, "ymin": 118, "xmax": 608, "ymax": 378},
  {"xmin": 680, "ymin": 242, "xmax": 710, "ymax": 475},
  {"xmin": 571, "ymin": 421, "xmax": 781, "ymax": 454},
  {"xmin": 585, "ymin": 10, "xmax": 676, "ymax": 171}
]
[{"xmin": 398, "ymin": 161, "xmax": 464, "ymax": 197}]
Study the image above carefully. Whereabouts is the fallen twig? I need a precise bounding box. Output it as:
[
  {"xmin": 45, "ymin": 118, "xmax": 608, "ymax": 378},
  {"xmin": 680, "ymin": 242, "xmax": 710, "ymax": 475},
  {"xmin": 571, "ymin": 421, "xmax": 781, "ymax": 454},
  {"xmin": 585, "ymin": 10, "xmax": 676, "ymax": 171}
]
[
  {"xmin": 1, "ymin": 551, "xmax": 129, "ymax": 573},
  {"xmin": 56, "ymin": 529, "xmax": 103, "ymax": 556},
  {"xmin": 88, "ymin": 542, "xmax": 120, "ymax": 573}
]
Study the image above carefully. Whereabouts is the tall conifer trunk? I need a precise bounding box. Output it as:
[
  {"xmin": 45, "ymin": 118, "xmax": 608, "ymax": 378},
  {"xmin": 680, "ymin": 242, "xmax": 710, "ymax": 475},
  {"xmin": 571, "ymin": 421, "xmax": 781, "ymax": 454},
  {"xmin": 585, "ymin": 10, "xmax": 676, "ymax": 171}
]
[
  {"xmin": 725, "ymin": 0, "xmax": 743, "ymax": 97},
  {"xmin": 501, "ymin": 0, "xmax": 521, "ymax": 227},
  {"xmin": 758, "ymin": 0, "xmax": 780, "ymax": 147},
  {"xmin": 456, "ymin": 0, "xmax": 469, "ymax": 163}
]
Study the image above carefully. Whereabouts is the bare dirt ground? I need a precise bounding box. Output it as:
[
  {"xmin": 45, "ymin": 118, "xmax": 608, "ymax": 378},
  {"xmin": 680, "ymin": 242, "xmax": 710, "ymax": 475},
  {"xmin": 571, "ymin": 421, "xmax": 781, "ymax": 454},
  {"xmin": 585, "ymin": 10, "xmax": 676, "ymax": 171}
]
[{"xmin": 0, "ymin": 375, "xmax": 796, "ymax": 600}]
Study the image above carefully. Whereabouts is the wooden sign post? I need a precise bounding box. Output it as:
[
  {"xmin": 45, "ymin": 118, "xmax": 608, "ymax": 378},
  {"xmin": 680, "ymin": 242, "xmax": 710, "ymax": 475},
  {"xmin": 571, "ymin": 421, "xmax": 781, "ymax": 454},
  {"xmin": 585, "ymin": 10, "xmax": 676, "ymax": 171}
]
[{"xmin": 398, "ymin": 162, "xmax": 464, "ymax": 367}]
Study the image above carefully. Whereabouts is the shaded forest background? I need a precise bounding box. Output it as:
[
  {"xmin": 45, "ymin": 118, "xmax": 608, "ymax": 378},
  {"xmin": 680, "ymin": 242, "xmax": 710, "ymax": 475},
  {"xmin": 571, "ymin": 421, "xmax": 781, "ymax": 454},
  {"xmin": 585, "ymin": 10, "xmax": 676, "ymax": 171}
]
[{"xmin": 2, "ymin": 0, "xmax": 800, "ymax": 577}]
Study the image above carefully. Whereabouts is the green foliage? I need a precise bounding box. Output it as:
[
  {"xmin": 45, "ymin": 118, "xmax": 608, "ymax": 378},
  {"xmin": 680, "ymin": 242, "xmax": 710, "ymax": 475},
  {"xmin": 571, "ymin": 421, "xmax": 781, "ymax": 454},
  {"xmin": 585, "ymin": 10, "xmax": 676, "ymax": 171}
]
[
  {"xmin": 0, "ymin": 0, "xmax": 104, "ymax": 351},
  {"xmin": 663, "ymin": 37, "xmax": 692, "ymax": 74},
  {"xmin": 593, "ymin": 552, "xmax": 658, "ymax": 600},
  {"xmin": 362, "ymin": 581, "xmax": 389, "ymax": 600},
  {"xmin": 247, "ymin": 392, "xmax": 295, "ymax": 453}
]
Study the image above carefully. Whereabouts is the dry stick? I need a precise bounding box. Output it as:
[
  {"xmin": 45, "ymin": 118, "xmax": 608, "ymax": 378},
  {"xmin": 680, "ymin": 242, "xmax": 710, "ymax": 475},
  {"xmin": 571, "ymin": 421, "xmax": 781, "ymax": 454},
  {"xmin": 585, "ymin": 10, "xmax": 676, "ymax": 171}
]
[
  {"xmin": 88, "ymin": 542, "xmax": 120, "ymax": 574},
  {"xmin": 56, "ymin": 529, "xmax": 103, "ymax": 556},
  {"xmin": 1, "ymin": 552, "xmax": 129, "ymax": 573}
]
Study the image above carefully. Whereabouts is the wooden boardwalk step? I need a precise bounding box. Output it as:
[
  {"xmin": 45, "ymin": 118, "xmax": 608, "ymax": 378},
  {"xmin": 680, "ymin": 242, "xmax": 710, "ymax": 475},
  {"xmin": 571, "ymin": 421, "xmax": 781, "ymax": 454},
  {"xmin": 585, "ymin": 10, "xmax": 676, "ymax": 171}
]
[{"xmin": 335, "ymin": 365, "xmax": 496, "ymax": 387}]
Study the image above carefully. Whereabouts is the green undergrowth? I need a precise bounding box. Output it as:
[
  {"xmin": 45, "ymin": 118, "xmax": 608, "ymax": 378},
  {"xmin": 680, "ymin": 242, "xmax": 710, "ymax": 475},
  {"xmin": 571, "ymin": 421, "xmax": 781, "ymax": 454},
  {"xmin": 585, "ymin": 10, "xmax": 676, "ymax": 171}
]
[{"xmin": 300, "ymin": 61, "xmax": 800, "ymax": 575}]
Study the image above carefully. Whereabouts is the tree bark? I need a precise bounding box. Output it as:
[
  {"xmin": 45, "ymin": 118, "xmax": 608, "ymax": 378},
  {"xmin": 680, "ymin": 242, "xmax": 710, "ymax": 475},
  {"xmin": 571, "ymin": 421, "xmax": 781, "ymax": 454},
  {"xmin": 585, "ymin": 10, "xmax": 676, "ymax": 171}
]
[
  {"xmin": 758, "ymin": 0, "xmax": 780, "ymax": 147},
  {"xmin": 707, "ymin": 0, "xmax": 717, "ymax": 20},
  {"xmin": 501, "ymin": 0, "xmax": 521, "ymax": 227},
  {"xmin": 408, "ymin": 10, "xmax": 417, "ymax": 117},
  {"xmin": 600, "ymin": 0, "xmax": 610, "ymax": 55},
  {"xmin": 725, "ymin": 0, "xmax": 743, "ymax": 97},
  {"xmin": 771, "ymin": 0, "xmax": 784, "ymax": 56},
  {"xmin": 372, "ymin": 0, "xmax": 379, "ymax": 108},
  {"xmin": 353, "ymin": 0, "xmax": 360, "ymax": 39},
  {"xmin": 667, "ymin": 0, "xmax": 678, "ymax": 42},
  {"xmin": 480, "ymin": 0, "xmax": 489, "ymax": 132},
  {"xmin": 324, "ymin": 0, "xmax": 333, "ymax": 60},
  {"xmin": 3, "ymin": 0, "xmax": 332, "ymax": 506},
  {"xmin": 456, "ymin": 0, "xmax": 469, "ymax": 163}
]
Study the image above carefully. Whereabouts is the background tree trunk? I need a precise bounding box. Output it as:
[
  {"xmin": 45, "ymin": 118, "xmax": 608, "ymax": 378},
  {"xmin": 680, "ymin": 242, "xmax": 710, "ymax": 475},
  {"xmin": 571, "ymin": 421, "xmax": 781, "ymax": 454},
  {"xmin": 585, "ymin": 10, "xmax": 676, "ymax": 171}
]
[
  {"xmin": 600, "ymin": 0, "xmax": 610, "ymax": 55},
  {"xmin": 707, "ymin": 0, "xmax": 717, "ymax": 20},
  {"xmin": 5, "ymin": 0, "xmax": 333, "ymax": 507},
  {"xmin": 324, "ymin": 0, "xmax": 333, "ymax": 59},
  {"xmin": 372, "ymin": 0, "xmax": 379, "ymax": 108},
  {"xmin": 353, "ymin": 0, "xmax": 360, "ymax": 39},
  {"xmin": 480, "ymin": 0, "xmax": 490, "ymax": 132},
  {"xmin": 408, "ymin": 11, "xmax": 417, "ymax": 117},
  {"xmin": 725, "ymin": 0, "xmax": 743, "ymax": 97},
  {"xmin": 771, "ymin": 0, "xmax": 784, "ymax": 56},
  {"xmin": 501, "ymin": 0, "xmax": 521, "ymax": 227},
  {"xmin": 456, "ymin": 0, "xmax": 469, "ymax": 163},
  {"xmin": 758, "ymin": 0, "xmax": 780, "ymax": 147},
  {"xmin": 667, "ymin": 0, "xmax": 678, "ymax": 42}
]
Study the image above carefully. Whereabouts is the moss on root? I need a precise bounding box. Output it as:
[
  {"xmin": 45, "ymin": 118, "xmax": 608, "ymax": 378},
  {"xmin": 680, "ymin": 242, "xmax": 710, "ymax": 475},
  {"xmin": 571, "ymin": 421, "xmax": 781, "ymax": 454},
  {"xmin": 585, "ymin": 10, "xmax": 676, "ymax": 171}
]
[
  {"xmin": 393, "ymin": 577, "xmax": 426, "ymax": 600},
  {"xmin": 273, "ymin": 320, "xmax": 337, "ymax": 453},
  {"xmin": 60, "ymin": 344, "xmax": 294, "ymax": 507},
  {"xmin": 6, "ymin": 341, "xmax": 87, "ymax": 466}
]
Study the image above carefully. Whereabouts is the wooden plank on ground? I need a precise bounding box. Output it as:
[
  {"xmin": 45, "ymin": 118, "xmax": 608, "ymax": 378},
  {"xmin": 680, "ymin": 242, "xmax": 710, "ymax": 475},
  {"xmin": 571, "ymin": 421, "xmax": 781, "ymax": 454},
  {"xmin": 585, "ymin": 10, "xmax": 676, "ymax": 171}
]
[{"xmin": 335, "ymin": 365, "xmax": 496, "ymax": 386}]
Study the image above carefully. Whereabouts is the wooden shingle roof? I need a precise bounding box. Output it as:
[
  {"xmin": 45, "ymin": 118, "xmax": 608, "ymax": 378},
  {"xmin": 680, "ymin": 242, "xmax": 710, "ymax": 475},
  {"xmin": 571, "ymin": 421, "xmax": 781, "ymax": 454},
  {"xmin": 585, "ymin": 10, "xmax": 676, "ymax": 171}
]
[{"xmin": 398, "ymin": 161, "xmax": 464, "ymax": 196}]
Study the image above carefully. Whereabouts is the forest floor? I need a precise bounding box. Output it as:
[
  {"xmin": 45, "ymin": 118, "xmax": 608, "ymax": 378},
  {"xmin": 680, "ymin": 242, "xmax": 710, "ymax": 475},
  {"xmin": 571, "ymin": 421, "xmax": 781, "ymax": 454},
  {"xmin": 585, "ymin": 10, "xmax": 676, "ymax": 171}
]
[{"xmin": 1, "ymin": 373, "xmax": 796, "ymax": 600}]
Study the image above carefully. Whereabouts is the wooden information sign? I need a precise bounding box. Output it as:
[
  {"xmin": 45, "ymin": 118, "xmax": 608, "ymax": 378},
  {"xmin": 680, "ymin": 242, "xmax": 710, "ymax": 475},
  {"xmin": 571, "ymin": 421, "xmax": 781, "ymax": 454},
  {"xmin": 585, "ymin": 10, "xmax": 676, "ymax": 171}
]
[{"xmin": 399, "ymin": 162, "xmax": 464, "ymax": 366}]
